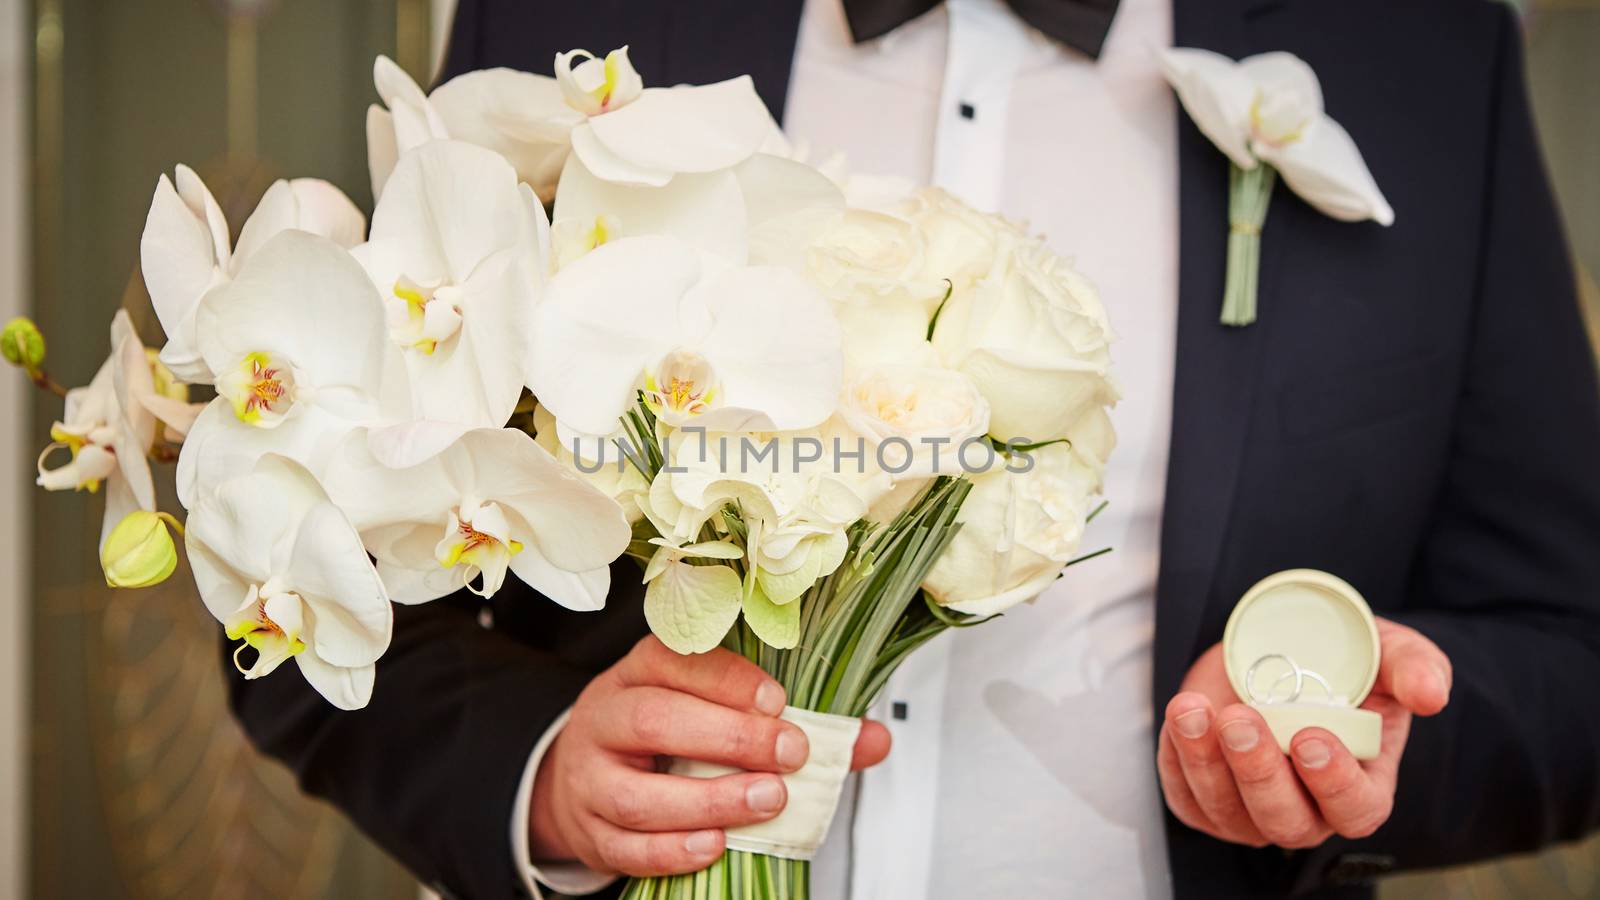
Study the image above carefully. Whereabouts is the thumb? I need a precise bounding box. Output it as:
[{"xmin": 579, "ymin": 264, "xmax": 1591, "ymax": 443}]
[{"xmin": 1373, "ymin": 619, "xmax": 1451, "ymax": 716}]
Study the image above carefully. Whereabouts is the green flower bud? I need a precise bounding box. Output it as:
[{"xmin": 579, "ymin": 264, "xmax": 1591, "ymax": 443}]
[
  {"xmin": 2, "ymin": 317, "xmax": 45, "ymax": 372},
  {"xmin": 101, "ymin": 510, "xmax": 181, "ymax": 589}
]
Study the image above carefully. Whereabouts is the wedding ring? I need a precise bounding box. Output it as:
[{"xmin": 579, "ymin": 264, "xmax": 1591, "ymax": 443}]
[{"xmin": 1244, "ymin": 653, "xmax": 1333, "ymax": 706}]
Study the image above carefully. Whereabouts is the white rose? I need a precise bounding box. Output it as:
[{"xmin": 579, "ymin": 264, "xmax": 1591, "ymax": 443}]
[
  {"xmin": 897, "ymin": 186, "xmax": 1027, "ymax": 291},
  {"xmin": 923, "ymin": 443, "xmax": 1102, "ymax": 616},
  {"xmin": 931, "ymin": 233, "xmax": 1118, "ymax": 445},
  {"xmin": 808, "ymin": 209, "xmax": 946, "ymax": 367},
  {"xmin": 839, "ymin": 364, "xmax": 990, "ymax": 478}
]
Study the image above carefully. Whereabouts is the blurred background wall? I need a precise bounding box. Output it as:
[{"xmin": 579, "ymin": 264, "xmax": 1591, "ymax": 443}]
[{"xmin": 0, "ymin": 1, "xmax": 1596, "ymax": 899}]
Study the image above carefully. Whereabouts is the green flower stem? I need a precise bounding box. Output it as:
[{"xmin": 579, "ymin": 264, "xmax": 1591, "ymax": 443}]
[
  {"xmin": 624, "ymin": 477, "xmax": 974, "ymax": 900},
  {"xmin": 1221, "ymin": 163, "xmax": 1276, "ymax": 327}
]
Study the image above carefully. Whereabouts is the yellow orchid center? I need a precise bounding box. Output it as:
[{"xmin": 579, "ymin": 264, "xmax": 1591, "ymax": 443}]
[
  {"xmin": 1248, "ymin": 90, "xmax": 1311, "ymax": 148},
  {"xmin": 224, "ymin": 582, "xmax": 307, "ymax": 680},
  {"xmin": 389, "ymin": 276, "xmax": 464, "ymax": 356},
  {"xmin": 217, "ymin": 351, "xmax": 297, "ymax": 428},
  {"xmin": 556, "ymin": 46, "xmax": 642, "ymax": 116},
  {"xmin": 642, "ymin": 349, "xmax": 720, "ymax": 424},
  {"xmin": 434, "ymin": 501, "xmax": 524, "ymax": 598},
  {"xmin": 36, "ymin": 421, "xmax": 118, "ymax": 493},
  {"xmin": 595, "ymin": 49, "xmax": 630, "ymax": 110}
]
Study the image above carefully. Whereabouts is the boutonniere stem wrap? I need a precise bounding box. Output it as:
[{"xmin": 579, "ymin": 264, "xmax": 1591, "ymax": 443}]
[
  {"xmin": 1224, "ymin": 163, "xmax": 1275, "ymax": 326},
  {"xmin": 1162, "ymin": 49, "xmax": 1394, "ymax": 327}
]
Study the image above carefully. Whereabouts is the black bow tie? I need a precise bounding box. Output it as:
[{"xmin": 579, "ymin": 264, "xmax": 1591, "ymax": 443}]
[{"xmin": 842, "ymin": 0, "xmax": 1122, "ymax": 59}]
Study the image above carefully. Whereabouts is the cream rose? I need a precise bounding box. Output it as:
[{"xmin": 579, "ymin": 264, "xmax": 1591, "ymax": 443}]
[
  {"xmin": 930, "ymin": 233, "xmax": 1118, "ymax": 445},
  {"xmin": 922, "ymin": 443, "xmax": 1103, "ymax": 616},
  {"xmin": 897, "ymin": 186, "xmax": 1027, "ymax": 291},
  {"xmin": 839, "ymin": 364, "xmax": 991, "ymax": 478},
  {"xmin": 807, "ymin": 209, "xmax": 946, "ymax": 367}
]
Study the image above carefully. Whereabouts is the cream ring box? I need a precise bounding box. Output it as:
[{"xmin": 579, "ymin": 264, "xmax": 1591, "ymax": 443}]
[{"xmin": 1223, "ymin": 569, "xmax": 1383, "ymax": 761}]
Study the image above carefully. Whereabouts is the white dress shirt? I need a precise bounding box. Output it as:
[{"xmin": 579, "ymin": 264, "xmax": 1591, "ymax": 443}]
[{"xmin": 516, "ymin": 0, "xmax": 1179, "ymax": 896}]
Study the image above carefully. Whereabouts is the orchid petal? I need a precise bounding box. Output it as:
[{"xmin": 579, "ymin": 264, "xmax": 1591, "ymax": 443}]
[
  {"xmin": 1160, "ymin": 48, "xmax": 1257, "ymax": 169},
  {"xmin": 373, "ymin": 55, "xmax": 448, "ymax": 149},
  {"xmin": 1257, "ymin": 117, "xmax": 1394, "ymax": 225},
  {"xmin": 734, "ymin": 153, "xmax": 845, "ymax": 271},
  {"xmin": 508, "ymin": 551, "xmax": 611, "ymax": 612},
  {"xmin": 176, "ymin": 399, "xmax": 354, "ymax": 509},
  {"xmin": 692, "ymin": 264, "xmax": 841, "ymax": 431},
  {"xmin": 140, "ymin": 170, "xmax": 226, "ymax": 382},
  {"xmin": 570, "ymin": 122, "xmax": 674, "ymax": 187},
  {"xmin": 742, "ymin": 577, "xmax": 800, "ymax": 649},
  {"xmin": 530, "ymin": 236, "xmax": 705, "ymax": 435},
  {"xmin": 294, "ymin": 654, "xmax": 376, "ymax": 711},
  {"xmin": 366, "ymin": 104, "xmax": 400, "ymax": 199},
  {"xmin": 430, "ymin": 67, "xmax": 581, "ymax": 200},
  {"xmin": 183, "ymin": 454, "xmax": 328, "ymax": 614},
  {"xmin": 195, "ymin": 229, "xmax": 389, "ymax": 402},
  {"xmin": 289, "ymin": 501, "xmax": 392, "ymax": 668},
  {"xmin": 364, "ymin": 419, "xmax": 476, "ymax": 470},
  {"xmin": 643, "ymin": 557, "xmax": 743, "ymax": 654},
  {"xmin": 366, "ymin": 139, "xmax": 536, "ymax": 286},
  {"xmin": 460, "ymin": 428, "xmax": 630, "ymax": 575},
  {"xmin": 586, "ymin": 78, "xmax": 772, "ymax": 176},
  {"xmin": 553, "ymin": 152, "xmax": 748, "ymax": 264}
]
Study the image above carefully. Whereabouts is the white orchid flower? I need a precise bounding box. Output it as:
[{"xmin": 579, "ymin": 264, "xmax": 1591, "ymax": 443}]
[
  {"xmin": 366, "ymin": 55, "xmax": 451, "ymax": 199},
  {"xmin": 551, "ymin": 150, "xmax": 844, "ymax": 271},
  {"xmin": 186, "ymin": 453, "xmax": 391, "ymax": 710},
  {"xmin": 641, "ymin": 538, "xmax": 746, "ymax": 655},
  {"xmin": 175, "ymin": 230, "xmax": 397, "ymax": 509},
  {"xmin": 141, "ymin": 165, "xmax": 366, "ymax": 383},
  {"xmin": 36, "ymin": 310, "xmax": 158, "ymax": 549},
  {"xmin": 552, "ymin": 47, "xmax": 774, "ymax": 188},
  {"xmin": 429, "ymin": 67, "xmax": 585, "ymax": 202},
  {"xmin": 637, "ymin": 430, "xmax": 863, "ymax": 648},
  {"xmin": 357, "ymin": 140, "xmax": 546, "ymax": 434},
  {"xmin": 322, "ymin": 426, "xmax": 630, "ymax": 610},
  {"xmin": 1160, "ymin": 48, "xmax": 1393, "ymax": 225},
  {"xmin": 528, "ymin": 235, "xmax": 842, "ymax": 441}
]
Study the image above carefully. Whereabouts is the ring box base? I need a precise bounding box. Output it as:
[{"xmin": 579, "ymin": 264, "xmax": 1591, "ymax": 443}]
[{"xmin": 1254, "ymin": 702, "xmax": 1382, "ymax": 760}]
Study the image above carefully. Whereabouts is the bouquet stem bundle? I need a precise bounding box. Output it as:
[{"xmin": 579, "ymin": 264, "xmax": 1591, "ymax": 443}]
[{"xmin": 622, "ymin": 476, "xmax": 973, "ymax": 900}]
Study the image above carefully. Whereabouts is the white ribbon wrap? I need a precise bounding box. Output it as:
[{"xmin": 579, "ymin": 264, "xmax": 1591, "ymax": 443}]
[{"xmin": 666, "ymin": 706, "xmax": 860, "ymax": 861}]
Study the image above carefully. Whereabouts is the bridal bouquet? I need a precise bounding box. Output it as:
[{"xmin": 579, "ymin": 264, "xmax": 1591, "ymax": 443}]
[{"xmin": 8, "ymin": 46, "xmax": 1118, "ymax": 900}]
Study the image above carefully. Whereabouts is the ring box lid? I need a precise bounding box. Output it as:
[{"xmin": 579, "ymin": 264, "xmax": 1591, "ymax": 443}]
[{"xmin": 1223, "ymin": 569, "xmax": 1380, "ymax": 709}]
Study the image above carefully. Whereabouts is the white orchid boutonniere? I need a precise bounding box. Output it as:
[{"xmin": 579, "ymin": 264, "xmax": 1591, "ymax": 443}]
[{"xmin": 1161, "ymin": 49, "xmax": 1394, "ymax": 326}]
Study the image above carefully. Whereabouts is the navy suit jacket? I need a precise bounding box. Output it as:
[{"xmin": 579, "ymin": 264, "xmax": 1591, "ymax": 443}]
[{"xmin": 228, "ymin": 1, "xmax": 1600, "ymax": 898}]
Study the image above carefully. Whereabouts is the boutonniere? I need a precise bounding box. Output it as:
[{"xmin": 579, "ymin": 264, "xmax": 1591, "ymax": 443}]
[{"xmin": 1160, "ymin": 49, "xmax": 1393, "ymax": 326}]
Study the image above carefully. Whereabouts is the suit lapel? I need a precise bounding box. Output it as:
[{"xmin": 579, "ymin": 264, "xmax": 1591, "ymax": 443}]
[{"xmin": 1152, "ymin": 0, "xmax": 1288, "ymax": 700}]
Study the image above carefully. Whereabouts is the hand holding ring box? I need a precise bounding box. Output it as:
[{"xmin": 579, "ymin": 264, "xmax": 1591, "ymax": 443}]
[{"xmin": 1223, "ymin": 569, "xmax": 1384, "ymax": 760}]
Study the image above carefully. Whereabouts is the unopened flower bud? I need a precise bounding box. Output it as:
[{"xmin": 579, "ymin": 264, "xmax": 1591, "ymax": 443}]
[
  {"xmin": 101, "ymin": 510, "xmax": 181, "ymax": 589},
  {"xmin": 2, "ymin": 317, "xmax": 45, "ymax": 373}
]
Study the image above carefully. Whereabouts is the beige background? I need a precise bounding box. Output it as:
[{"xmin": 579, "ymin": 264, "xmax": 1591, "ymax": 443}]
[{"xmin": 0, "ymin": 2, "xmax": 1596, "ymax": 899}]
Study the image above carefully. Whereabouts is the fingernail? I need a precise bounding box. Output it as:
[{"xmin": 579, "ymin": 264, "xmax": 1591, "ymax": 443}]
[
  {"xmin": 1174, "ymin": 708, "xmax": 1210, "ymax": 740},
  {"xmin": 775, "ymin": 728, "xmax": 808, "ymax": 770},
  {"xmin": 1220, "ymin": 720, "xmax": 1259, "ymax": 752},
  {"xmin": 685, "ymin": 830, "xmax": 720, "ymax": 856},
  {"xmin": 755, "ymin": 681, "xmax": 786, "ymax": 716},
  {"xmin": 1295, "ymin": 738, "xmax": 1331, "ymax": 769},
  {"xmin": 1432, "ymin": 662, "xmax": 1451, "ymax": 698},
  {"xmin": 746, "ymin": 777, "xmax": 785, "ymax": 813}
]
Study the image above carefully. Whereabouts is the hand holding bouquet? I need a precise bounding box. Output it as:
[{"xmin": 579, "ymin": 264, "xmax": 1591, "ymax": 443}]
[{"xmin": 8, "ymin": 45, "xmax": 1119, "ymax": 899}]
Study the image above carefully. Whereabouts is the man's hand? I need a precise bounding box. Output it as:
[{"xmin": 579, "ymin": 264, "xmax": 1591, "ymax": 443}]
[
  {"xmin": 530, "ymin": 636, "xmax": 893, "ymax": 877},
  {"xmin": 1157, "ymin": 618, "xmax": 1451, "ymax": 848}
]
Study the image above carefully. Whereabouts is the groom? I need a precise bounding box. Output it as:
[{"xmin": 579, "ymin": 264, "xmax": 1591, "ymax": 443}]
[{"xmin": 227, "ymin": 0, "xmax": 1600, "ymax": 898}]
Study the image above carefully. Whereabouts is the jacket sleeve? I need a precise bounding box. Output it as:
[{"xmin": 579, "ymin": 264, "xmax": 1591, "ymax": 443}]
[
  {"xmin": 1293, "ymin": 5, "xmax": 1600, "ymax": 890},
  {"xmin": 225, "ymin": 569, "xmax": 639, "ymax": 900}
]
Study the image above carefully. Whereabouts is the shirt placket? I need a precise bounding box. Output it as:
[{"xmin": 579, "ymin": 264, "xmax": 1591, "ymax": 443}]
[{"xmin": 846, "ymin": 3, "xmax": 1035, "ymax": 898}]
